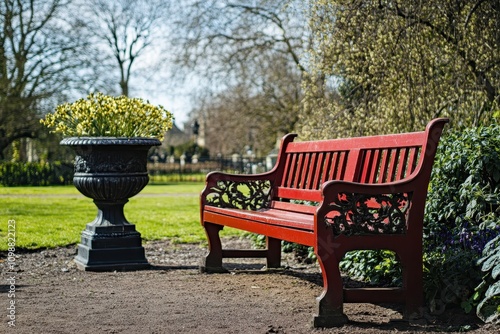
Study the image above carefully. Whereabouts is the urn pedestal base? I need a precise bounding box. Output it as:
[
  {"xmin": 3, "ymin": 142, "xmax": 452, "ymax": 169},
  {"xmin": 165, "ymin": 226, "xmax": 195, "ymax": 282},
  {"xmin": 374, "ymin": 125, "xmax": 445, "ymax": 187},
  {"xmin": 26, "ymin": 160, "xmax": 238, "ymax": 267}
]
[
  {"xmin": 73, "ymin": 200, "xmax": 150, "ymax": 271},
  {"xmin": 74, "ymin": 225, "xmax": 149, "ymax": 271}
]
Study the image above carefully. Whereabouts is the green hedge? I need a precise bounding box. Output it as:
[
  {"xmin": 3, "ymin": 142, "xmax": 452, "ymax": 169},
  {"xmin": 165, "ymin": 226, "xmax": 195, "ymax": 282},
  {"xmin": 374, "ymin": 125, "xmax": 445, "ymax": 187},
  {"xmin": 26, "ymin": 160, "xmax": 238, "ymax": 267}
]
[{"xmin": 0, "ymin": 162, "xmax": 74, "ymax": 186}]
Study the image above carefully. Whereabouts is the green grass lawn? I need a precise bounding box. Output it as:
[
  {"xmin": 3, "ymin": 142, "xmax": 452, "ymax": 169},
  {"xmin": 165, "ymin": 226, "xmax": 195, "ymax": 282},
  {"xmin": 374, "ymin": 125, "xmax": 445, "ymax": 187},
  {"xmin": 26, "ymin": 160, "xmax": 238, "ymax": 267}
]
[{"xmin": 0, "ymin": 183, "xmax": 245, "ymax": 251}]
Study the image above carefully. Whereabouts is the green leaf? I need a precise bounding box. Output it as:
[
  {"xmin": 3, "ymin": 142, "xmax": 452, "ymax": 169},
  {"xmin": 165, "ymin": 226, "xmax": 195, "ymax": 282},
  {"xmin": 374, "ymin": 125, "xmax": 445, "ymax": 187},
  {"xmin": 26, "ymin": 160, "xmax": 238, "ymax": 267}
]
[
  {"xmin": 485, "ymin": 281, "xmax": 500, "ymax": 298},
  {"xmin": 482, "ymin": 253, "xmax": 500, "ymax": 272},
  {"xmin": 473, "ymin": 291, "xmax": 481, "ymax": 301},
  {"xmin": 493, "ymin": 169, "xmax": 500, "ymax": 183},
  {"xmin": 477, "ymin": 294, "xmax": 500, "ymax": 324},
  {"xmin": 461, "ymin": 300, "xmax": 473, "ymax": 313},
  {"xmin": 493, "ymin": 264, "xmax": 500, "ymax": 280}
]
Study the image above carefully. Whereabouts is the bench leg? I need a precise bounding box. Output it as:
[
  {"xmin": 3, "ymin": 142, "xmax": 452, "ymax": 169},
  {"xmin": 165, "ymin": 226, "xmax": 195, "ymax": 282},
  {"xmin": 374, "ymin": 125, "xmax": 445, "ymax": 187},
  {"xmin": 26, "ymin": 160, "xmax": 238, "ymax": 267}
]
[
  {"xmin": 400, "ymin": 251, "xmax": 425, "ymax": 320},
  {"xmin": 313, "ymin": 248, "xmax": 348, "ymax": 327},
  {"xmin": 266, "ymin": 236, "xmax": 281, "ymax": 269},
  {"xmin": 200, "ymin": 222, "xmax": 228, "ymax": 273}
]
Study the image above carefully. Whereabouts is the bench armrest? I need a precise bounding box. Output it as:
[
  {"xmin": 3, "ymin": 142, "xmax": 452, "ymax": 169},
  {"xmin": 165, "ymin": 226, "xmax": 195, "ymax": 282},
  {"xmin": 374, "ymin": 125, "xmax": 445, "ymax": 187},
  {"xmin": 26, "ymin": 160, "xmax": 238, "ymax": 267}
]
[
  {"xmin": 316, "ymin": 179, "xmax": 425, "ymax": 237},
  {"xmin": 201, "ymin": 170, "xmax": 276, "ymax": 211}
]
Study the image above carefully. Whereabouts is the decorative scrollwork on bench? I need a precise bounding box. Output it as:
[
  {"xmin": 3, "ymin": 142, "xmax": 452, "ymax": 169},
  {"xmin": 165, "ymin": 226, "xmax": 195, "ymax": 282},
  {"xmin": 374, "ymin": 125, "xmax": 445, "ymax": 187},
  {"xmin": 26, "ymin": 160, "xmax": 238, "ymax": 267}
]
[
  {"xmin": 324, "ymin": 192, "xmax": 413, "ymax": 236},
  {"xmin": 205, "ymin": 180, "xmax": 271, "ymax": 210}
]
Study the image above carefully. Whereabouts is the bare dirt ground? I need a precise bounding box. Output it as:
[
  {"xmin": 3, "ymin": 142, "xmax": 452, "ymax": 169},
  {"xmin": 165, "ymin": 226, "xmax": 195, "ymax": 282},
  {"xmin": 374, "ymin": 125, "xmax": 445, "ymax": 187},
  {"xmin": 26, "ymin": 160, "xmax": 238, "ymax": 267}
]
[{"xmin": 1, "ymin": 237, "xmax": 497, "ymax": 334}]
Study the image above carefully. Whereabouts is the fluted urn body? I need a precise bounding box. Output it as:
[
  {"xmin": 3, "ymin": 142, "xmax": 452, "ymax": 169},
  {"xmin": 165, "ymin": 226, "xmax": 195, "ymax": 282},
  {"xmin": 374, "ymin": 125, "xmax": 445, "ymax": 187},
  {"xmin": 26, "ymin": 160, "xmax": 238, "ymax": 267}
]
[{"xmin": 61, "ymin": 137, "xmax": 160, "ymax": 271}]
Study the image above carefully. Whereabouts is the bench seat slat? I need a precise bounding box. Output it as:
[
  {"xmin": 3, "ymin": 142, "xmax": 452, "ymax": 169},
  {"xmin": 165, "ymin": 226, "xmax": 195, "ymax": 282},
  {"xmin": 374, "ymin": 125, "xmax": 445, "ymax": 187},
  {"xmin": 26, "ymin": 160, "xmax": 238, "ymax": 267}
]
[
  {"xmin": 205, "ymin": 206, "xmax": 314, "ymax": 231},
  {"xmin": 204, "ymin": 209, "xmax": 315, "ymax": 246}
]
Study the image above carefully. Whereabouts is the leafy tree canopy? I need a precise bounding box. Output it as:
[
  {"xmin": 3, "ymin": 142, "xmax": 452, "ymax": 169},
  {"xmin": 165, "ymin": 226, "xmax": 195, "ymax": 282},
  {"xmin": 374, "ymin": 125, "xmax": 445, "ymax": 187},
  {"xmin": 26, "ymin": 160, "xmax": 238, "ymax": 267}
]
[{"xmin": 298, "ymin": 0, "xmax": 500, "ymax": 139}]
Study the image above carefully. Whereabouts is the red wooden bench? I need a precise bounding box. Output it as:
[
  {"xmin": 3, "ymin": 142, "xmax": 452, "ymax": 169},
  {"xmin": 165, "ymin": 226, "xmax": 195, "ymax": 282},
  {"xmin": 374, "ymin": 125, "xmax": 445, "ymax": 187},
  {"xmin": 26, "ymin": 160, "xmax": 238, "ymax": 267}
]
[{"xmin": 200, "ymin": 118, "xmax": 449, "ymax": 327}]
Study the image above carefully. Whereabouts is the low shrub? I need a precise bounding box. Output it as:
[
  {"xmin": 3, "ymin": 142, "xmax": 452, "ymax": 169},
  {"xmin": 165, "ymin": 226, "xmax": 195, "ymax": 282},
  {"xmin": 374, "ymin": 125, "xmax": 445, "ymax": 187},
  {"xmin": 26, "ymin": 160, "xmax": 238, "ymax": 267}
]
[
  {"xmin": 149, "ymin": 173, "xmax": 206, "ymax": 183},
  {"xmin": 0, "ymin": 162, "xmax": 73, "ymax": 186},
  {"xmin": 464, "ymin": 235, "xmax": 500, "ymax": 324},
  {"xmin": 339, "ymin": 250, "xmax": 401, "ymax": 286},
  {"xmin": 423, "ymin": 248, "xmax": 482, "ymax": 314}
]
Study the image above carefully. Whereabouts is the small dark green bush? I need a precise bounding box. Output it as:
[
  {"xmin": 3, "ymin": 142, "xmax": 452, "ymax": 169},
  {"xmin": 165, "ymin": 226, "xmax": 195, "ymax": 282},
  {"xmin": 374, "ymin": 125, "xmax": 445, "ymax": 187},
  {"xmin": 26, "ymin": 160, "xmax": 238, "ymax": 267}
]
[
  {"xmin": 423, "ymin": 248, "xmax": 482, "ymax": 314},
  {"xmin": 282, "ymin": 241, "xmax": 316, "ymax": 264},
  {"xmin": 339, "ymin": 250, "xmax": 401, "ymax": 286},
  {"xmin": 464, "ymin": 235, "xmax": 500, "ymax": 324},
  {"xmin": 0, "ymin": 162, "xmax": 73, "ymax": 186},
  {"xmin": 422, "ymin": 124, "xmax": 500, "ymax": 315}
]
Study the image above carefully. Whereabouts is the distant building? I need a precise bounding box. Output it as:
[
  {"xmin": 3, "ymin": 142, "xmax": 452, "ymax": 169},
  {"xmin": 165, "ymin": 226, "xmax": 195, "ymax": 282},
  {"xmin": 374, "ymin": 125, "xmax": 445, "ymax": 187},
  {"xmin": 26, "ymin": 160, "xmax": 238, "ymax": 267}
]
[{"xmin": 162, "ymin": 122, "xmax": 190, "ymax": 148}]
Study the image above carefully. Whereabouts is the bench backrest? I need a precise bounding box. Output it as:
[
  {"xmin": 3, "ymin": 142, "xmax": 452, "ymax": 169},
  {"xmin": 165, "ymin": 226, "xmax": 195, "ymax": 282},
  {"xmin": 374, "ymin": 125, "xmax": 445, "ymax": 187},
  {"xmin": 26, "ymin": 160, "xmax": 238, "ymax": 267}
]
[{"xmin": 271, "ymin": 118, "xmax": 449, "ymax": 205}]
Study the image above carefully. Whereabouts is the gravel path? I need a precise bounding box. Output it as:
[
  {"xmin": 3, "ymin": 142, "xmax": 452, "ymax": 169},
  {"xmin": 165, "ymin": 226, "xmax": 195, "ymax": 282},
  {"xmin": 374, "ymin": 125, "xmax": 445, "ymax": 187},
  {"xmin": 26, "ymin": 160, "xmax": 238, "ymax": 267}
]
[{"xmin": 1, "ymin": 237, "xmax": 496, "ymax": 334}]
